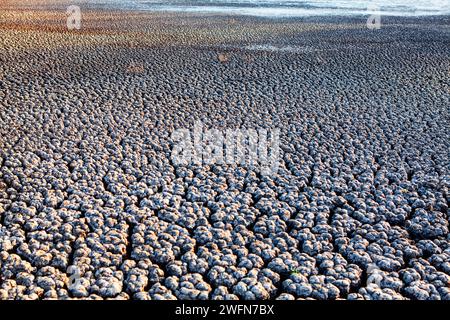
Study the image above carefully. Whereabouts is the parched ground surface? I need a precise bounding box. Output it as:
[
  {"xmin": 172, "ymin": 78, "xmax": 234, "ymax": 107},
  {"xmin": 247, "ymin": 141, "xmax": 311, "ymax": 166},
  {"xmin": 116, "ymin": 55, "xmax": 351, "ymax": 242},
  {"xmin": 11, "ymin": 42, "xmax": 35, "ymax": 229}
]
[{"xmin": 0, "ymin": 8, "xmax": 449, "ymax": 300}]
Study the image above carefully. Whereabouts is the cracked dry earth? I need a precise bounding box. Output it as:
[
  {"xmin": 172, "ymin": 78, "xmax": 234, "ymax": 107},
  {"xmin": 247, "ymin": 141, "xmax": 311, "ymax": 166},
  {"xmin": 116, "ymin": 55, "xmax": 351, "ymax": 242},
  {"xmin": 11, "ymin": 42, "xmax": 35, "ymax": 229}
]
[{"xmin": 0, "ymin": 10, "xmax": 449, "ymax": 300}]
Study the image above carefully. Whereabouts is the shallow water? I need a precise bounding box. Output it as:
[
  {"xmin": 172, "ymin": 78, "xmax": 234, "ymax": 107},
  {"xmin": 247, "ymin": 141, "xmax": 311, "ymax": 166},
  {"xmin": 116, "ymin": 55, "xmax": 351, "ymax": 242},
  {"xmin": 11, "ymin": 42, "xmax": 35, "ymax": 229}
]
[{"xmin": 92, "ymin": 0, "xmax": 450, "ymax": 17}]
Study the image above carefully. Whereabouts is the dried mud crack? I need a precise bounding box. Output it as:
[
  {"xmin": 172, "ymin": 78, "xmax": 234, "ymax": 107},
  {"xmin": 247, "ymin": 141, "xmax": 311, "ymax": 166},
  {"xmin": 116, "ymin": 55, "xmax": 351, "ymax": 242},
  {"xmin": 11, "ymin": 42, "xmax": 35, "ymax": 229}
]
[{"xmin": 0, "ymin": 8, "xmax": 449, "ymax": 300}]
